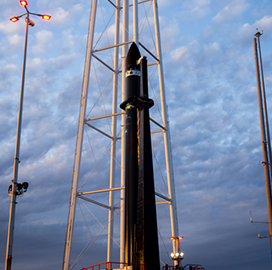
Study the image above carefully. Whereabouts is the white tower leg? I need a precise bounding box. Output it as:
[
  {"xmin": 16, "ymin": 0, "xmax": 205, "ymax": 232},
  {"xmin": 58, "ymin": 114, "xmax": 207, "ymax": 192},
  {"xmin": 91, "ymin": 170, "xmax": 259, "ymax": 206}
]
[
  {"xmin": 152, "ymin": 0, "xmax": 179, "ymax": 264},
  {"xmin": 120, "ymin": 0, "xmax": 129, "ymax": 265},
  {"xmin": 62, "ymin": 1, "xmax": 98, "ymax": 269},
  {"xmin": 107, "ymin": 0, "xmax": 121, "ymax": 262}
]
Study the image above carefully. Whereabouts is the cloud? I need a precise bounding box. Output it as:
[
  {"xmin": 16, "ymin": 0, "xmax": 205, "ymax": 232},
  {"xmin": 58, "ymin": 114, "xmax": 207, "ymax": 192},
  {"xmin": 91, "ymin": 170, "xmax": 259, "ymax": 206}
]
[
  {"xmin": 237, "ymin": 15, "xmax": 272, "ymax": 44},
  {"xmin": 182, "ymin": 0, "xmax": 211, "ymax": 18},
  {"xmin": 213, "ymin": 0, "xmax": 248, "ymax": 23},
  {"xmin": 31, "ymin": 30, "xmax": 54, "ymax": 55},
  {"xmin": 1, "ymin": 0, "xmax": 272, "ymax": 270},
  {"xmin": 0, "ymin": 20, "xmax": 23, "ymax": 35},
  {"xmin": 171, "ymin": 45, "xmax": 190, "ymax": 63},
  {"xmin": 46, "ymin": 4, "xmax": 85, "ymax": 28},
  {"xmin": 49, "ymin": 7, "xmax": 70, "ymax": 25}
]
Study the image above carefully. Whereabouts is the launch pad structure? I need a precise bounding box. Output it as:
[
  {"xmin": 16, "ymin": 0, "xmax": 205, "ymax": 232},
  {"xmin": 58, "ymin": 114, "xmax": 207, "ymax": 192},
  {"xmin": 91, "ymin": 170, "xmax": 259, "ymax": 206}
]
[{"xmin": 62, "ymin": 1, "xmax": 179, "ymax": 269}]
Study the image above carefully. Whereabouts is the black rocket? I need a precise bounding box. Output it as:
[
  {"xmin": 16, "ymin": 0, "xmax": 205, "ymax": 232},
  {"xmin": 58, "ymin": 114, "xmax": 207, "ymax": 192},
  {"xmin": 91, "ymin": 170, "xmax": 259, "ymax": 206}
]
[{"xmin": 120, "ymin": 43, "xmax": 160, "ymax": 270}]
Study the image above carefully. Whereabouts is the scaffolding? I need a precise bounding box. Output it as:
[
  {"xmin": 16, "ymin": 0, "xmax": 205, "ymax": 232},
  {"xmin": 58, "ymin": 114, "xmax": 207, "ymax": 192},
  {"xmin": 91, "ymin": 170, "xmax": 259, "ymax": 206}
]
[{"xmin": 62, "ymin": 1, "xmax": 179, "ymax": 269}]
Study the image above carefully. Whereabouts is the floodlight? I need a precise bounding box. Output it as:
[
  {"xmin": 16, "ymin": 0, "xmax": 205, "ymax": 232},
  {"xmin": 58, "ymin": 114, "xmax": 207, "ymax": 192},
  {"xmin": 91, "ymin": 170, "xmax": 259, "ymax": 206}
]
[
  {"xmin": 10, "ymin": 17, "xmax": 19, "ymax": 22},
  {"xmin": 42, "ymin": 15, "xmax": 51, "ymax": 20},
  {"xmin": 20, "ymin": 0, "xmax": 28, "ymax": 6}
]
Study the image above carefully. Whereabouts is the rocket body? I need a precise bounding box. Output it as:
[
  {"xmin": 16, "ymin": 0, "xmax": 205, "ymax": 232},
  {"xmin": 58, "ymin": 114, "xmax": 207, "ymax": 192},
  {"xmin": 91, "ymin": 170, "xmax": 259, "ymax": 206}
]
[{"xmin": 120, "ymin": 42, "xmax": 160, "ymax": 270}]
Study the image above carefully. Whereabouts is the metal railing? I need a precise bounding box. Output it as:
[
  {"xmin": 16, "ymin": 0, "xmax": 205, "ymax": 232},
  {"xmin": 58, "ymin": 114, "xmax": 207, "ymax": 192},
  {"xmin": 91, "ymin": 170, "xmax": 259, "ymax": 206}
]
[
  {"xmin": 162, "ymin": 265, "xmax": 205, "ymax": 270},
  {"xmin": 80, "ymin": 262, "xmax": 146, "ymax": 270}
]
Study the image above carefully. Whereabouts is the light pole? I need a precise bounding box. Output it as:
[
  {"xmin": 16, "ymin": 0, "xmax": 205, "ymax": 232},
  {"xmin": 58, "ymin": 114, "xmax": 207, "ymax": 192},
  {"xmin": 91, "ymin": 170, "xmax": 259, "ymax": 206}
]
[
  {"xmin": 5, "ymin": 2, "xmax": 51, "ymax": 270},
  {"xmin": 253, "ymin": 30, "xmax": 272, "ymax": 260}
]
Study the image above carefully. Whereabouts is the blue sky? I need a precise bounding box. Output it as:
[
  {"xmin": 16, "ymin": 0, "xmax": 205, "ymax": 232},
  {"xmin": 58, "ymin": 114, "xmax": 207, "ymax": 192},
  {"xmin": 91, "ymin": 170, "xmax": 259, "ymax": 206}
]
[{"xmin": 1, "ymin": 0, "xmax": 272, "ymax": 270}]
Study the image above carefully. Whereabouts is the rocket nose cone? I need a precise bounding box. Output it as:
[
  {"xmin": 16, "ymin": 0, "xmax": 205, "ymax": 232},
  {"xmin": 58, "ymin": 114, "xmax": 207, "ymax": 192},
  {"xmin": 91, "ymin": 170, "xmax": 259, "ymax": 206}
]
[{"xmin": 126, "ymin": 42, "xmax": 141, "ymax": 71}]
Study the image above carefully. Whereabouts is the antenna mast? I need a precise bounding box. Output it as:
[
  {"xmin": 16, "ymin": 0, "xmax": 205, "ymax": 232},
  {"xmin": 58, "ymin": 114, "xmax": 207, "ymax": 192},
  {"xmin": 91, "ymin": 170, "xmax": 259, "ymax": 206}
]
[{"xmin": 253, "ymin": 30, "xmax": 272, "ymax": 259}]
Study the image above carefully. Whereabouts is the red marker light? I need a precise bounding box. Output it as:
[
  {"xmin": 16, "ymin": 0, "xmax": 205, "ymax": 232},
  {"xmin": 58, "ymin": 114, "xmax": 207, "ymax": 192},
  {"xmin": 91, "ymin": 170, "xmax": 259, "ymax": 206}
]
[
  {"xmin": 10, "ymin": 17, "xmax": 19, "ymax": 22},
  {"xmin": 42, "ymin": 15, "xmax": 51, "ymax": 20},
  {"xmin": 20, "ymin": 0, "xmax": 28, "ymax": 6}
]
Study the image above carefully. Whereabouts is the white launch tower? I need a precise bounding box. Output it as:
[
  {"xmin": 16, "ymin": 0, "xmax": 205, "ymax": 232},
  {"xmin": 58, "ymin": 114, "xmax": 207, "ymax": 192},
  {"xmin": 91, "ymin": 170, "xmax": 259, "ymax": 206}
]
[{"xmin": 62, "ymin": 1, "xmax": 179, "ymax": 269}]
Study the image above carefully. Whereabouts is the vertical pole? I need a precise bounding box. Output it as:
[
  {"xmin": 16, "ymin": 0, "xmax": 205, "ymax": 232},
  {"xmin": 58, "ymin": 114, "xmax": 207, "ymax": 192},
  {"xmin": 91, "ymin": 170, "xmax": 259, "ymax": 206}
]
[
  {"xmin": 5, "ymin": 14, "xmax": 29, "ymax": 270},
  {"xmin": 62, "ymin": 1, "xmax": 98, "ymax": 269},
  {"xmin": 107, "ymin": 0, "xmax": 120, "ymax": 262},
  {"xmin": 133, "ymin": 0, "xmax": 139, "ymax": 45},
  {"xmin": 120, "ymin": 0, "xmax": 129, "ymax": 265},
  {"xmin": 256, "ymin": 33, "xmax": 272, "ymax": 181},
  {"xmin": 253, "ymin": 36, "xmax": 272, "ymax": 259},
  {"xmin": 152, "ymin": 0, "xmax": 179, "ymax": 266}
]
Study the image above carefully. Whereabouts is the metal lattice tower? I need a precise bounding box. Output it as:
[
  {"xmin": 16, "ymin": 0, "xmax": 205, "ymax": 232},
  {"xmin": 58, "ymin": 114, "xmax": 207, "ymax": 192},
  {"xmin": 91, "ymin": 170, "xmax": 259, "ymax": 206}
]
[{"xmin": 62, "ymin": 1, "xmax": 179, "ymax": 269}]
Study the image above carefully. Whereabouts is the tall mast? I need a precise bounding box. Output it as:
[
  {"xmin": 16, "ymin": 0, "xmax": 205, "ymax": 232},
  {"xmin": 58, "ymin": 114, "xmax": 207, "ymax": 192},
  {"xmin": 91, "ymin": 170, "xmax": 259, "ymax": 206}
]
[{"xmin": 253, "ymin": 31, "xmax": 272, "ymax": 259}]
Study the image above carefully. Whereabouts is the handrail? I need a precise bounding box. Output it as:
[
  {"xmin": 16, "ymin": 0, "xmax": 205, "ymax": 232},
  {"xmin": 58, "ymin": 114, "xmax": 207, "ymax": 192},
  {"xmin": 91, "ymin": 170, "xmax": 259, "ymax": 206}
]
[
  {"xmin": 162, "ymin": 265, "xmax": 205, "ymax": 270},
  {"xmin": 80, "ymin": 261, "xmax": 146, "ymax": 270}
]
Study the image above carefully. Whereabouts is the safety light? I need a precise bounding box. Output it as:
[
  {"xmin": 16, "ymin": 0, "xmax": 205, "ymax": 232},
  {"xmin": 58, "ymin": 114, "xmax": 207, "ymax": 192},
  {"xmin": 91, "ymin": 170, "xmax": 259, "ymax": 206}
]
[
  {"xmin": 170, "ymin": 251, "xmax": 185, "ymax": 261},
  {"xmin": 179, "ymin": 252, "xmax": 185, "ymax": 260},
  {"xmin": 42, "ymin": 14, "xmax": 51, "ymax": 20},
  {"xmin": 10, "ymin": 17, "xmax": 19, "ymax": 22},
  {"xmin": 20, "ymin": 0, "xmax": 28, "ymax": 6}
]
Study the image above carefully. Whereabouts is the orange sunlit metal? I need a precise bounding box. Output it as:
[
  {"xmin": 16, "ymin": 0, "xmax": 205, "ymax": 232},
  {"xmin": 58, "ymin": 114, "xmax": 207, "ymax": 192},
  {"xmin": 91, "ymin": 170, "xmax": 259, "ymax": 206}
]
[
  {"xmin": 20, "ymin": 0, "xmax": 28, "ymax": 6},
  {"xmin": 170, "ymin": 236, "xmax": 183, "ymax": 240},
  {"xmin": 42, "ymin": 15, "xmax": 51, "ymax": 20},
  {"xmin": 10, "ymin": 17, "xmax": 19, "ymax": 22}
]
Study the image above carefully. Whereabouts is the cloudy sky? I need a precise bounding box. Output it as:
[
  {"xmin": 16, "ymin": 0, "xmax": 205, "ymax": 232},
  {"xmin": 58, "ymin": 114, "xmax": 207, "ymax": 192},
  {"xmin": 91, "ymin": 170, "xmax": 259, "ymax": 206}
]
[{"xmin": 1, "ymin": 0, "xmax": 272, "ymax": 269}]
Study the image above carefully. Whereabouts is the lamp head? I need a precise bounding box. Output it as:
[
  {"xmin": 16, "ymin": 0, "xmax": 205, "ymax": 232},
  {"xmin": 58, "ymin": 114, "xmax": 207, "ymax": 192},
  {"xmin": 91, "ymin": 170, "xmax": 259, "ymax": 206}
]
[
  {"xmin": 42, "ymin": 15, "xmax": 51, "ymax": 20},
  {"xmin": 10, "ymin": 17, "xmax": 19, "ymax": 22},
  {"xmin": 20, "ymin": 0, "xmax": 28, "ymax": 6}
]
